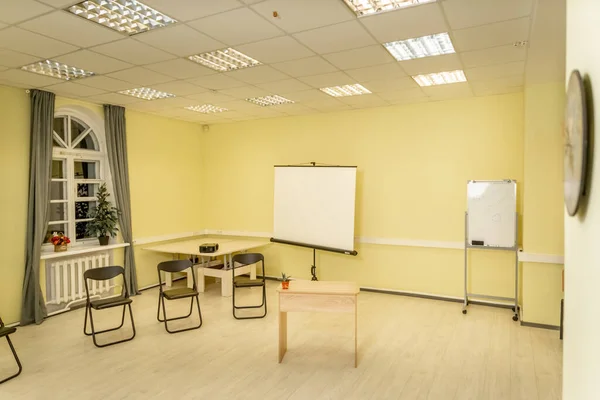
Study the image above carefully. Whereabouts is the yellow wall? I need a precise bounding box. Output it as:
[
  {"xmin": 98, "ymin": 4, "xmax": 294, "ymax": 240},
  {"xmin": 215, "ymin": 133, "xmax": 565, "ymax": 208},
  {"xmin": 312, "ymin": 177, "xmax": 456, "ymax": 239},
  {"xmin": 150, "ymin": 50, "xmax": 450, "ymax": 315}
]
[
  {"xmin": 522, "ymin": 82, "xmax": 565, "ymax": 326},
  {"xmin": 0, "ymin": 85, "xmax": 204, "ymax": 323},
  {"xmin": 203, "ymin": 94, "xmax": 525, "ymax": 301},
  {"xmin": 0, "ymin": 86, "xmax": 30, "ymax": 324}
]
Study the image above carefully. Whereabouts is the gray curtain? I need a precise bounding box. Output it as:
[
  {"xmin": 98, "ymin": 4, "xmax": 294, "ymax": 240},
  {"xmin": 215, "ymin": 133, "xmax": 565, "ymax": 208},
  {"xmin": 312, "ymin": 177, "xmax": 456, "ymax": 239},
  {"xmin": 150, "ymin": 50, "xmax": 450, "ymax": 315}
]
[
  {"xmin": 104, "ymin": 105, "xmax": 139, "ymax": 294},
  {"xmin": 21, "ymin": 90, "xmax": 55, "ymax": 325}
]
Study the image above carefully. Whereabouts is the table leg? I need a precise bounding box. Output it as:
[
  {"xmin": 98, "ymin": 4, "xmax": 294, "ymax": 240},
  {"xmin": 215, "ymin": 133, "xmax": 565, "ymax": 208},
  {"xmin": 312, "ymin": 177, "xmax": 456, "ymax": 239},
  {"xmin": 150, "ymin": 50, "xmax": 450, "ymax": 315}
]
[
  {"xmin": 279, "ymin": 311, "xmax": 287, "ymax": 363},
  {"xmin": 197, "ymin": 257, "xmax": 206, "ymax": 293},
  {"xmin": 354, "ymin": 298, "xmax": 358, "ymax": 368},
  {"xmin": 222, "ymin": 267, "xmax": 233, "ymax": 297}
]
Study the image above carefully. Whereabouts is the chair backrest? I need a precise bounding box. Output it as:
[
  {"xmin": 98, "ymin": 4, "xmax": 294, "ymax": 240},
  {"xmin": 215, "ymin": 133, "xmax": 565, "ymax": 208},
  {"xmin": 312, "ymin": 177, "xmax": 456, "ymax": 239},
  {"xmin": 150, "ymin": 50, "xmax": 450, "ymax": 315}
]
[
  {"xmin": 157, "ymin": 260, "xmax": 193, "ymax": 273},
  {"xmin": 84, "ymin": 266, "xmax": 128, "ymax": 300},
  {"xmin": 232, "ymin": 253, "xmax": 264, "ymax": 267},
  {"xmin": 0, "ymin": 315, "xmax": 4, "ymax": 328}
]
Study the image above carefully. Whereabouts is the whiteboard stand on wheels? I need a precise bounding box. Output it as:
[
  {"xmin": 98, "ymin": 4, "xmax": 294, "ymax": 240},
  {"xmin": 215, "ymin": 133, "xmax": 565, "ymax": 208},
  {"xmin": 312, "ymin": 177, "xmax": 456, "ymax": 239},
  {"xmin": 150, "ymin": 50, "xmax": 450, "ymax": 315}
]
[{"xmin": 462, "ymin": 180, "xmax": 519, "ymax": 321}]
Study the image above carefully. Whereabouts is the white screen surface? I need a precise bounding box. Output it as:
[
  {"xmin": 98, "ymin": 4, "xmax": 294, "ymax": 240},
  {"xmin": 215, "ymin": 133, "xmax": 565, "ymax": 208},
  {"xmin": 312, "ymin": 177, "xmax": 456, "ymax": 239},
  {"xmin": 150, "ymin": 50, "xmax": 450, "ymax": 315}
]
[
  {"xmin": 467, "ymin": 180, "xmax": 517, "ymax": 248},
  {"xmin": 273, "ymin": 166, "xmax": 357, "ymax": 251}
]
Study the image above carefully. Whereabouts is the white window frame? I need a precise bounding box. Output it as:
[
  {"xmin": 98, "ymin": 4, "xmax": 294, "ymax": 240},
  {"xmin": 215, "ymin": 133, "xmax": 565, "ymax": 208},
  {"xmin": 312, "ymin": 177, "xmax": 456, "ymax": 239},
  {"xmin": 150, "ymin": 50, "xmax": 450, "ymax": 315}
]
[{"xmin": 46, "ymin": 105, "xmax": 114, "ymax": 249}]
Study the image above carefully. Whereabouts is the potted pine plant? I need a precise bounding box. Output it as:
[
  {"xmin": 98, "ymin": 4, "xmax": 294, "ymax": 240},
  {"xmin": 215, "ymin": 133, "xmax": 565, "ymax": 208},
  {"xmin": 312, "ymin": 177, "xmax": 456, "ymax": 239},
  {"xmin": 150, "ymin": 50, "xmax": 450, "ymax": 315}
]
[
  {"xmin": 281, "ymin": 273, "xmax": 291, "ymax": 290},
  {"xmin": 86, "ymin": 183, "xmax": 119, "ymax": 246}
]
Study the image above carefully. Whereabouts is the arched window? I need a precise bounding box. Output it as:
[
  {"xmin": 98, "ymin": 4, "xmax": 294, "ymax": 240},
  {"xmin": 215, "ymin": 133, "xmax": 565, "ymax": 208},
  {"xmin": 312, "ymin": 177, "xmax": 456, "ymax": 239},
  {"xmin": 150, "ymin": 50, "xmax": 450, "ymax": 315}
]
[{"xmin": 47, "ymin": 111, "xmax": 109, "ymax": 245}]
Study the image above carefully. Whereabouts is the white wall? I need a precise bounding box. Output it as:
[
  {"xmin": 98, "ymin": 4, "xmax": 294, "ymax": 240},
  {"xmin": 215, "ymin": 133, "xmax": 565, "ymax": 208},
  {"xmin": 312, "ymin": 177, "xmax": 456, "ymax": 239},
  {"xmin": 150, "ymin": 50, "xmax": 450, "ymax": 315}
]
[{"xmin": 564, "ymin": 0, "xmax": 600, "ymax": 398}]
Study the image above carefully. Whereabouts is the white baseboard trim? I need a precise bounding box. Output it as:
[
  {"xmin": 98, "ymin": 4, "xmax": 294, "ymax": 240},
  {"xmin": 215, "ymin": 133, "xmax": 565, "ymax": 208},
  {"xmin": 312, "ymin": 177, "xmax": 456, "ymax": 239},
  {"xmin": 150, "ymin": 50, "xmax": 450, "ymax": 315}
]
[
  {"xmin": 518, "ymin": 252, "xmax": 564, "ymax": 265},
  {"xmin": 132, "ymin": 229, "xmax": 563, "ymax": 265}
]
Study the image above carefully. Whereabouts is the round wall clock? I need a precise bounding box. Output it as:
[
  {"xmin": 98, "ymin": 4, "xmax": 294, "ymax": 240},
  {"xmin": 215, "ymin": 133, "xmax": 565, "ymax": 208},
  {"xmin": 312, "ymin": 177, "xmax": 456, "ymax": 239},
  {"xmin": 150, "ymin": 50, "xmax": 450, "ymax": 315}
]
[{"xmin": 564, "ymin": 69, "xmax": 589, "ymax": 216}]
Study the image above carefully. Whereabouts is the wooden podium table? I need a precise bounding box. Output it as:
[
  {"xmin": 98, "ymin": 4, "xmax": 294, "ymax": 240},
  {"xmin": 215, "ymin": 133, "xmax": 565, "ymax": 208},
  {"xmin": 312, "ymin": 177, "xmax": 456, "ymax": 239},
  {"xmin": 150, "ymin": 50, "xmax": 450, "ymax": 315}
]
[{"xmin": 277, "ymin": 280, "xmax": 360, "ymax": 367}]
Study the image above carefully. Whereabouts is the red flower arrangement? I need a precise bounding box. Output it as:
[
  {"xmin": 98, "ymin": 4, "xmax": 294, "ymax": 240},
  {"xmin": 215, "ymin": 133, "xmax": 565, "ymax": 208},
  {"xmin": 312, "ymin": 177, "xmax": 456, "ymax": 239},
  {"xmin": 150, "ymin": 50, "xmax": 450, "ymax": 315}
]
[{"xmin": 50, "ymin": 232, "xmax": 71, "ymax": 246}]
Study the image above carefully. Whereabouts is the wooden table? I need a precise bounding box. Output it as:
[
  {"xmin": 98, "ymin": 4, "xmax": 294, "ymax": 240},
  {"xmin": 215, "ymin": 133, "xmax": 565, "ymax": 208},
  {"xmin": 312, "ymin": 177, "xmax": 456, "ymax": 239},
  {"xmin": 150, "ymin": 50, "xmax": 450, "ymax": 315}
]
[
  {"xmin": 144, "ymin": 237, "xmax": 269, "ymax": 297},
  {"xmin": 277, "ymin": 280, "xmax": 360, "ymax": 367}
]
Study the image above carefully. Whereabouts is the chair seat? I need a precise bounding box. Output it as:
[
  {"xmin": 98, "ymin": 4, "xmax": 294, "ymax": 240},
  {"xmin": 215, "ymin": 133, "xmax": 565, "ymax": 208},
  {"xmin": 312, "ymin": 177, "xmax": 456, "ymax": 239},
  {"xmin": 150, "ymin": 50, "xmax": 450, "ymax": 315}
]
[
  {"xmin": 90, "ymin": 296, "xmax": 132, "ymax": 310},
  {"xmin": 0, "ymin": 326, "xmax": 16, "ymax": 337},
  {"xmin": 234, "ymin": 279, "xmax": 265, "ymax": 288},
  {"xmin": 163, "ymin": 287, "xmax": 198, "ymax": 300}
]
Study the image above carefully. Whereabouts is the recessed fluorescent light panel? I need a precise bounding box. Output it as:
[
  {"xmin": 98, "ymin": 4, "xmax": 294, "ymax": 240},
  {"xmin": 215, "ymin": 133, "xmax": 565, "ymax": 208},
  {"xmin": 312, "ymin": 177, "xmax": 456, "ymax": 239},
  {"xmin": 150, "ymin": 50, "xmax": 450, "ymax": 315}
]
[
  {"xmin": 66, "ymin": 0, "xmax": 177, "ymax": 35},
  {"xmin": 343, "ymin": 0, "xmax": 436, "ymax": 16},
  {"xmin": 118, "ymin": 87, "xmax": 175, "ymax": 100},
  {"xmin": 246, "ymin": 95, "xmax": 294, "ymax": 107},
  {"xmin": 384, "ymin": 33, "xmax": 455, "ymax": 61},
  {"xmin": 21, "ymin": 60, "xmax": 95, "ymax": 81},
  {"xmin": 185, "ymin": 104, "xmax": 228, "ymax": 114},
  {"xmin": 412, "ymin": 70, "xmax": 467, "ymax": 87},
  {"xmin": 320, "ymin": 84, "xmax": 371, "ymax": 97},
  {"xmin": 188, "ymin": 48, "xmax": 261, "ymax": 72}
]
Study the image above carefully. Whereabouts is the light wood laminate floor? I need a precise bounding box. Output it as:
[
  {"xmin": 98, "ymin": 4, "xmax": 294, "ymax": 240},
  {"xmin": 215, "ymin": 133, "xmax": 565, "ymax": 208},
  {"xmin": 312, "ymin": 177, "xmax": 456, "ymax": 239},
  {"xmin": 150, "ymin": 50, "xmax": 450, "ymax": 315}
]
[{"xmin": 0, "ymin": 281, "xmax": 562, "ymax": 400}]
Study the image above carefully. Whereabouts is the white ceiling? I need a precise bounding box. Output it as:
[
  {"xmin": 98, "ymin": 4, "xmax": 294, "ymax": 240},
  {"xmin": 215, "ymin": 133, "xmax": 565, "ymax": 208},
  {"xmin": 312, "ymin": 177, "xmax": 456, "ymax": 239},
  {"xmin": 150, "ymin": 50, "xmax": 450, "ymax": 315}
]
[{"xmin": 0, "ymin": 0, "xmax": 565, "ymax": 124}]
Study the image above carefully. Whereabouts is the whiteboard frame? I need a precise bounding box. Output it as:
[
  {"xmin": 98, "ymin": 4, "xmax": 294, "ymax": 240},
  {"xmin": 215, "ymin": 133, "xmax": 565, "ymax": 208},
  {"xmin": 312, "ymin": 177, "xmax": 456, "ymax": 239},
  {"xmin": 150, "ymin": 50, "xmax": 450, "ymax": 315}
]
[{"xmin": 466, "ymin": 179, "xmax": 517, "ymax": 248}]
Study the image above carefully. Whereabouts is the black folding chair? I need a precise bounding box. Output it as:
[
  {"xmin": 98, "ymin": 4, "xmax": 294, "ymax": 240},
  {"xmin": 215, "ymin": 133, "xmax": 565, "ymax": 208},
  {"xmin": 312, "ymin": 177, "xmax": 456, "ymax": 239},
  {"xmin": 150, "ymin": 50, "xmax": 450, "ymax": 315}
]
[
  {"xmin": 83, "ymin": 266, "xmax": 136, "ymax": 348},
  {"xmin": 232, "ymin": 253, "xmax": 267, "ymax": 320},
  {"xmin": 0, "ymin": 316, "xmax": 22, "ymax": 384},
  {"xmin": 157, "ymin": 260, "xmax": 203, "ymax": 334}
]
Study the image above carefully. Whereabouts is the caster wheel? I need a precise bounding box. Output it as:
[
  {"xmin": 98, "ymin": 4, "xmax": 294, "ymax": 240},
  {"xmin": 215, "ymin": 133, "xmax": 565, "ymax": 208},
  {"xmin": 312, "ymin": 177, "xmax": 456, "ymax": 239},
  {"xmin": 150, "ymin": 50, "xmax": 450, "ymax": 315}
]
[
  {"xmin": 462, "ymin": 309, "xmax": 467, "ymax": 315},
  {"xmin": 512, "ymin": 315, "xmax": 519, "ymax": 321}
]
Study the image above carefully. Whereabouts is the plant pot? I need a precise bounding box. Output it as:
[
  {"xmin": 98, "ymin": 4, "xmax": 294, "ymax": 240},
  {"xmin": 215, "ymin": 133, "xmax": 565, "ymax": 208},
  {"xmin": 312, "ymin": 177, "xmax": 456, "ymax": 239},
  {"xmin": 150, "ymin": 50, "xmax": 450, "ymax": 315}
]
[
  {"xmin": 98, "ymin": 236, "xmax": 110, "ymax": 246},
  {"xmin": 281, "ymin": 281, "xmax": 289, "ymax": 290},
  {"xmin": 54, "ymin": 243, "xmax": 68, "ymax": 252}
]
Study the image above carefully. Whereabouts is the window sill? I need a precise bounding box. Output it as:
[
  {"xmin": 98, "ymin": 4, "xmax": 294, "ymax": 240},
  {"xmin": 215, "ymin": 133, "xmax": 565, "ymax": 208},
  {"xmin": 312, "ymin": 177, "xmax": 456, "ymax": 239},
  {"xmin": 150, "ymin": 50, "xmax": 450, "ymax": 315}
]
[{"xmin": 41, "ymin": 242, "xmax": 130, "ymax": 260}]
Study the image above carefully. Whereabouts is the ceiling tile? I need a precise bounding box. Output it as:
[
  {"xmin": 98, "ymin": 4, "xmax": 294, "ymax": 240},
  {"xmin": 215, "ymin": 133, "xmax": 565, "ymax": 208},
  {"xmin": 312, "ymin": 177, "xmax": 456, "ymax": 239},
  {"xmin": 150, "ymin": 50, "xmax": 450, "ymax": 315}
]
[
  {"xmin": 143, "ymin": 0, "xmax": 244, "ymax": 21},
  {"xmin": 0, "ymin": 27, "xmax": 78, "ymax": 59},
  {"xmin": 302, "ymin": 98, "xmax": 351, "ymax": 111},
  {"xmin": 54, "ymin": 50, "xmax": 133, "ymax": 74},
  {"xmin": 143, "ymin": 97, "xmax": 199, "ymax": 109},
  {"xmin": 36, "ymin": 0, "xmax": 79, "ymax": 6},
  {"xmin": 388, "ymin": 97, "xmax": 429, "ymax": 106},
  {"xmin": 271, "ymin": 56, "xmax": 338, "ymax": 78},
  {"xmin": 298, "ymin": 72, "xmax": 355, "ymax": 88},
  {"xmin": 323, "ymin": 46, "xmax": 394, "ymax": 70},
  {"xmin": 0, "ymin": 69, "xmax": 63, "ymax": 87},
  {"xmin": 218, "ymin": 99, "xmax": 264, "ymax": 112},
  {"xmin": 461, "ymin": 44, "xmax": 527, "ymax": 69},
  {"xmin": 85, "ymin": 92, "xmax": 143, "ymax": 105},
  {"xmin": 361, "ymin": 77, "xmax": 418, "ymax": 93},
  {"xmin": 185, "ymin": 91, "xmax": 237, "ymax": 103},
  {"xmin": 472, "ymin": 85, "xmax": 523, "ymax": 97},
  {"xmin": 134, "ymin": 25, "xmax": 224, "ymax": 57},
  {"xmin": 0, "ymin": 0, "xmax": 53, "ymax": 24},
  {"xmin": 282, "ymin": 89, "xmax": 331, "ymax": 102},
  {"xmin": 189, "ymin": 74, "xmax": 246, "ymax": 90},
  {"xmin": 223, "ymin": 65, "xmax": 289, "ymax": 84},
  {"xmin": 360, "ymin": 3, "xmax": 448, "ymax": 43},
  {"xmin": 218, "ymin": 85, "xmax": 271, "ymax": 99},
  {"xmin": 0, "ymin": 22, "xmax": 6, "ymax": 30},
  {"xmin": 465, "ymin": 61, "xmax": 525, "ymax": 81},
  {"xmin": 91, "ymin": 39, "xmax": 176, "ymax": 65},
  {"xmin": 150, "ymin": 81, "xmax": 209, "ymax": 96},
  {"xmin": 345, "ymin": 63, "xmax": 406, "ymax": 82},
  {"xmin": 0, "ymin": 49, "xmax": 40, "ymax": 68},
  {"xmin": 188, "ymin": 8, "xmax": 283, "ymax": 46},
  {"xmin": 421, "ymin": 82, "xmax": 473, "ymax": 100},
  {"xmin": 251, "ymin": 0, "xmax": 354, "ymax": 33},
  {"xmin": 19, "ymin": 11, "xmax": 124, "ymax": 48},
  {"xmin": 255, "ymin": 78, "xmax": 311, "ymax": 93},
  {"xmin": 338, "ymin": 94, "xmax": 389, "ymax": 108},
  {"xmin": 107, "ymin": 67, "xmax": 175, "ymax": 86},
  {"xmin": 399, "ymin": 54, "xmax": 463, "ymax": 76},
  {"xmin": 442, "ymin": 0, "xmax": 534, "ymax": 30},
  {"xmin": 293, "ymin": 20, "xmax": 376, "ymax": 54},
  {"xmin": 452, "ymin": 18, "xmax": 531, "ymax": 52},
  {"xmin": 377, "ymin": 88, "xmax": 427, "ymax": 102},
  {"xmin": 236, "ymin": 36, "xmax": 314, "ymax": 64},
  {"xmin": 44, "ymin": 82, "xmax": 107, "ymax": 97},
  {"xmin": 469, "ymin": 75, "xmax": 524, "ymax": 93},
  {"xmin": 279, "ymin": 103, "xmax": 319, "ymax": 116},
  {"xmin": 76, "ymin": 76, "xmax": 134, "ymax": 92},
  {"xmin": 144, "ymin": 59, "xmax": 216, "ymax": 80}
]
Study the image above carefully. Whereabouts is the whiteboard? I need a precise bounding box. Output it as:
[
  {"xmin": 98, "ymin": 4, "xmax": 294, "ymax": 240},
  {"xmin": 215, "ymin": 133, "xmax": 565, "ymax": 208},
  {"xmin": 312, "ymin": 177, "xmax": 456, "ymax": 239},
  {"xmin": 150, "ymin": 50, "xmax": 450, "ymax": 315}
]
[
  {"xmin": 273, "ymin": 166, "xmax": 357, "ymax": 251},
  {"xmin": 467, "ymin": 180, "xmax": 517, "ymax": 248}
]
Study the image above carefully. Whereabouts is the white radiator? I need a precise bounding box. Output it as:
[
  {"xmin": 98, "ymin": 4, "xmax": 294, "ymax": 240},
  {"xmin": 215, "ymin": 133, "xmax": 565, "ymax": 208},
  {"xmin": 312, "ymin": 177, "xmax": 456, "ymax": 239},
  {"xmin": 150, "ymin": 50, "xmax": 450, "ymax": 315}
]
[{"xmin": 45, "ymin": 252, "xmax": 115, "ymax": 309}]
